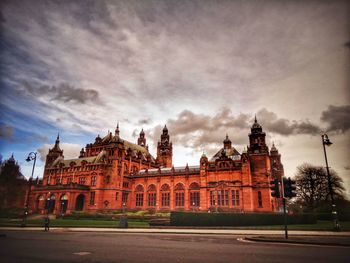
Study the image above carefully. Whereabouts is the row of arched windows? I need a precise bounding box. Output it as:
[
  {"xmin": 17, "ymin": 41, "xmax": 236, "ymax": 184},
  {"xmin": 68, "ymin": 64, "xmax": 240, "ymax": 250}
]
[
  {"xmin": 135, "ymin": 182, "xmax": 200, "ymax": 192},
  {"xmin": 134, "ymin": 182, "xmax": 200, "ymax": 207}
]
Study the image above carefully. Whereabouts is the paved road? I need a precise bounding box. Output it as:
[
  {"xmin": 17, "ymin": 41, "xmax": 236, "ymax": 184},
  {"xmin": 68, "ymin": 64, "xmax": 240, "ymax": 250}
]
[{"xmin": 0, "ymin": 231, "xmax": 349, "ymax": 263}]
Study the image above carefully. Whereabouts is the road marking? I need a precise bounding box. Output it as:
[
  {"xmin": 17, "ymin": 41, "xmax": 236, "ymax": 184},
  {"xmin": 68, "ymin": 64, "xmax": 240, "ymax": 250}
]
[
  {"xmin": 236, "ymin": 238, "xmax": 349, "ymax": 248},
  {"xmin": 73, "ymin": 252, "xmax": 91, "ymax": 256}
]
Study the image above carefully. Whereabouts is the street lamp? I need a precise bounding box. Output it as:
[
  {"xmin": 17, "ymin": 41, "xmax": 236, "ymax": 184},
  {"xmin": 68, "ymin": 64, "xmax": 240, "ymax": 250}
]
[
  {"xmin": 21, "ymin": 152, "xmax": 37, "ymax": 227},
  {"xmin": 321, "ymin": 134, "xmax": 340, "ymax": 231},
  {"xmin": 192, "ymin": 202, "xmax": 195, "ymax": 212}
]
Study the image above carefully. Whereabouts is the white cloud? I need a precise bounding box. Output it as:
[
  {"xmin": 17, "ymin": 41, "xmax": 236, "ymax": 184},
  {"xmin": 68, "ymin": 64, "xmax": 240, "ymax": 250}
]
[{"xmin": 37, "ymin": 143, "xmax": 82, "ymax": 162}]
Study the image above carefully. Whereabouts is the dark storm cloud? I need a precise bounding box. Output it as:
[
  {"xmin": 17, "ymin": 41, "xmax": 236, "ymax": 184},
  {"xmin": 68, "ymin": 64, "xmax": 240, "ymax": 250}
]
[
  {"xmin": 138, "ymin": 118, "xmax": 152, "ymax": 125},
  {"xmin": 257, "ymin": 108, "xmax": 321, "ymax": 136},
  {"xmin": 147, "ymin": 108, "xmax": 251, "ymax": 150},
  {"xmin": 147, "ymin": 107, "xmax": 326, "ymax": 150},
  {"xmin": 321, "ymin": 105, "xmax": 350, "ymax": 133},
  {"xmin": 21, "ymin": 82, "xmax": 99, "ymax": 104},
  {"xmin": 0, "ymin": 124, "xmax": 14, "ymax": 140}
]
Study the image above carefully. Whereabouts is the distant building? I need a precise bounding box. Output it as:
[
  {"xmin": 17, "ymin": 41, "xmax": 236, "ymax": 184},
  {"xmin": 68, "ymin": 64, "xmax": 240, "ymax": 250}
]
[
  {"xmin": 29, "ymin": 118, "xmax": 284, "ymax": 215},
  {"xmin": 0, "ymin": 154, "xmax": 28, "ymax": 209}
]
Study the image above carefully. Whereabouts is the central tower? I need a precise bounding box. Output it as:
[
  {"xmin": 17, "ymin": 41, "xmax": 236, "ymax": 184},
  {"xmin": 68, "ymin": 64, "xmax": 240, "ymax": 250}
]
[{"xmin": 156, "ymin": 125, "xmax": 173, "ymax": 168}]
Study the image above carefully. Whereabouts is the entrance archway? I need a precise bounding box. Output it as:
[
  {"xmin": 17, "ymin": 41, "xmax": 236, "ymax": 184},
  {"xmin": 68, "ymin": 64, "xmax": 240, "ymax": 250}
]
[
  {"xmin": 46, "ymin": 194, "xmax": 56, "ymax": 214},
  {"xmin": 60, "ymin": 194, "xmax": 68, "ymax": 214},
  {"xmin": 75, "ymin": 194, "xmax": 85, "ymax": 211}
]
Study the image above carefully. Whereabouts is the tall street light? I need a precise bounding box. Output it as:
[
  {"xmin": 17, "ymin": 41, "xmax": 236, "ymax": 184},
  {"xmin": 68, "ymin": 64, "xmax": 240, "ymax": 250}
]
[
  {"xmin": 21, "ymin": 152, "xmax": 37, "ymax": 227},
  {"xmin": 321, "ymin": 134, "xmax": 340, "ymax": 231}
]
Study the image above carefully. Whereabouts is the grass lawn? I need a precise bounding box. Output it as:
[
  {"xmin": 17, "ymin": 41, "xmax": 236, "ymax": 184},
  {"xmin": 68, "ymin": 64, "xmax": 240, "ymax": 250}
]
[{"xmin": 0, "ymin": 218, "xmax": 149, "ymax": 228}]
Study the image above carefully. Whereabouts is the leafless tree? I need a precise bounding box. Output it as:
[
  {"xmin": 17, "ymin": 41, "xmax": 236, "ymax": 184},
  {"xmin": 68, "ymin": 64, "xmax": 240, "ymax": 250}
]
[{"xmin": 295, "ymin": 163, "xmax": 345, "ymax": 209}]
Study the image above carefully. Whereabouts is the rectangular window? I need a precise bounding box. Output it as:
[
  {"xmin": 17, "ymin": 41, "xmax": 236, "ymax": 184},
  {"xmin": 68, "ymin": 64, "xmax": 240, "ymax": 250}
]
[
  {"xmin": 231, "ymin": 190, "xmax": 240, "ymax": 206},
  {"xmin": 136, "ymin": 193, "xmax": 144, "ymax": 207},
  {"xmin": 91, "ymin": 176, "xmax": 96, "ymax": 186},
  {"xmin": 115, "ymin": 192, "xmax": 119, "ymax": 201},
  {"xmin": 123, "ymin": 182, "xmax": 129, "ymax": 188},
  {"xmin": 161, "ymin": 192, "xmax": 170, "ymax": 207},
  {"xmin": 79, "ymin": 177, "xmax": 86, "ymax": 185},
  {"xmin": 210, "ymin": 190, "xmax": 228, "ymax": 207},
  {"xmin": 67, "ymin": 177, "xmax": 72, "ymax": 184},
  {"xmin": 90, "ymin": 192, "xmax": 95, "ymax": 205},
  {"xmin": 175, "ymin": 192, "xmax": 184, "ymax": 207},
  {"xmin": 210, "ymin": 191, "xmax": 215, "ymax": 206},
  {"xmin": 190, "ymin": 192, "xmax": 200, "ymax": 206},
  {"xmin": 122, "ymin": 192, "xmax": 128, "ymax": 204},
  {"xmin": 148, "ymin": 193, "xmax": 156, "ymax": 206},
  {"xmin": 258, "ymin": 191, "xmax": 263, "ymax": 208},
  {"xmin": 224, "ymin": 190, "xmax": 229, "ymax": 206}
]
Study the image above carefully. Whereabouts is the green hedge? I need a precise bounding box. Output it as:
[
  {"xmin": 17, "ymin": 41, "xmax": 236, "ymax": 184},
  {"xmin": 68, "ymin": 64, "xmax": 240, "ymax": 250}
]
[
  {"xmin": 316, "ymin": 212, "xmax": 350, "ymax": 221},
  {"xmin": 0, "ymin": 208, "xmax": 25, "ymax": 218},
  {"xmin": 170, "ymin": 212, "xmax": 317, "ymax": 227}
]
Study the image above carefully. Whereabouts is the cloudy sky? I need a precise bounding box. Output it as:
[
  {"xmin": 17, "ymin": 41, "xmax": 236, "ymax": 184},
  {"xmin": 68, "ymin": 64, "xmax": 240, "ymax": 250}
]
[{"xmin": 0, "ymin": 0, "xmax": 349, "ymax": 195}]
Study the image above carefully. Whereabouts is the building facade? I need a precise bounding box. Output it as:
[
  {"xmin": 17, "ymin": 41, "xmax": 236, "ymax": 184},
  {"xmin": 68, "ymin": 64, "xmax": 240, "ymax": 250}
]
[{"xmin": 29, "ymin": 118, "xmax": 284, "ymax": 215}]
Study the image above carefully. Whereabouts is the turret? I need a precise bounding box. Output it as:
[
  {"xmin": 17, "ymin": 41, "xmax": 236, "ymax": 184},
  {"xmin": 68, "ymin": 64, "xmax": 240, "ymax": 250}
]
[
  {"xmin": 248, "ymin": 116, "xmax": 268, "ymax": 154},
  {"xmin": 79, "ymin": 148, "xmax": 85, "ymax": 158},
  {"xmin": 137, "ymin": 129, "xmax": 146, "ymax": 147},
  {"xmin": 270, "ymin": 142, "xmax": 284, "ymax": 179},
  {"xmin": 45, "ymin": 134, "xmax": 64, "ymax": 166},
  {"xmin": 223, "ymin": 134, "xmax": 232, "ymax": 149}
]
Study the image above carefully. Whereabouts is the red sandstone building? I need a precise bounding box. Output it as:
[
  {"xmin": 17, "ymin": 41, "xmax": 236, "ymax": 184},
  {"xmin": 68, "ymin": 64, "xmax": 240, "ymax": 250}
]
[{"xmin": 29, "ymin": 118, "xmax": 284, "ymax": 215}]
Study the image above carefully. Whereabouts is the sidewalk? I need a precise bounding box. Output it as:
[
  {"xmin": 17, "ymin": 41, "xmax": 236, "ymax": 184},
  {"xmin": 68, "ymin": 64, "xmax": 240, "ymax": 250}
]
[
  {"xmin": 245, "ymin": 235, "xmax": 350, "ymax": 247},
  {"xmin": 1, "ymin": 226, "xmax": 350, "ymax": 236}
]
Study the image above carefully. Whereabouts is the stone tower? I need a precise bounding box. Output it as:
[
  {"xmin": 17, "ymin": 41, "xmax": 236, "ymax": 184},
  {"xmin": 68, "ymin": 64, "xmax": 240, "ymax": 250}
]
[{"xmin": 156, "ymin": 125, "xmax": 173, "ymax": 168}]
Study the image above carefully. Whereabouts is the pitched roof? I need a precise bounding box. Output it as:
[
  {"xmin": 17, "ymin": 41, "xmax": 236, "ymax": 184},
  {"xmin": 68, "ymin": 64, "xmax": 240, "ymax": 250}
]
[{"xmin": 210, "ymin": 147, "xmax": 241, "ymax": 162}]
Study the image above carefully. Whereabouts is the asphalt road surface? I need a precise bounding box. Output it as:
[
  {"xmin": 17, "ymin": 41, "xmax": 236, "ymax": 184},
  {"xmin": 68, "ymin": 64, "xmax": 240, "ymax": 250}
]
[{"xmin": 0, "ymin": 231, "xmax": 348, "ymax": 263}]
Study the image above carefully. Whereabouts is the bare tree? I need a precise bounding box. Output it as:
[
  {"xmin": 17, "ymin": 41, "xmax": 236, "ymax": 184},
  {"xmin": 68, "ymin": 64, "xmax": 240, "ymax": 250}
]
[{"xmin": 295, "ymin": 163, "xmax": 345, "ymax": 210}]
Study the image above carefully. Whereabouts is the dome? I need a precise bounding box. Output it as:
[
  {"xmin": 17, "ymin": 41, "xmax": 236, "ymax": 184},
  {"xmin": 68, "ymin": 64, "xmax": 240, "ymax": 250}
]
[{"xmin": 223, "ymin": 134, "xmax": 231, "ymax": 144}]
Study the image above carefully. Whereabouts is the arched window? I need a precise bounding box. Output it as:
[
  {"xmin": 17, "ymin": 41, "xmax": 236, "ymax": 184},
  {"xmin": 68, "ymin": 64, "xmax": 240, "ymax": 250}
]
[
  {"xmin": 189, "ymin": 182, "xmax": 200, "ymax": 207},
  {"xmin": 174, "ymin": 183, "xmax": 185, "ymax": 207},
  {"xmin": 189, "ymin": 182, "xmax": 200, "ymax": 190},
  {"xmin": 161, "ymin": 184, "xmax": 170, "ymax": 207},
  {"xmin": 148, "ymin": 184, "xmax": 156, "ymax": 207},
  {"xmin": 258, "ymin": 191, "xmax": 263, "ymax": 207},
  {"xmin": 135, "ymin": 184, "xmax": 144, "ymax": 192},
  {"xmin": 148, "ymin": 184, "xmax": 156, "ymax": 192},
  {"xmin": 47, "ymin": 194, "xmax": 56, "ymax": 214},
  {"xmin": 135, "ymin": 185, "xmax": 144, "ymax": 207}
]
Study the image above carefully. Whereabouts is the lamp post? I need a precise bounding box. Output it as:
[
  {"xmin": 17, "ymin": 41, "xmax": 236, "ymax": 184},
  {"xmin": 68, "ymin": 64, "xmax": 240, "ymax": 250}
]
[
  {"xmin": 21, "ymin": 152, "xmax": 37, "ymax": 227},
  {"xmin": 321, "ymin": 134, "xmax": 340, "ymax": 231}
]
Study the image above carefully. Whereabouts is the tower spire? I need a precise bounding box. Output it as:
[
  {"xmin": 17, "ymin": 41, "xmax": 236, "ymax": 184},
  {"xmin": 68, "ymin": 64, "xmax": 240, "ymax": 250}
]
[{"xmin": 115, "ymin": 122, "xmax": 120, "ymax": 136}]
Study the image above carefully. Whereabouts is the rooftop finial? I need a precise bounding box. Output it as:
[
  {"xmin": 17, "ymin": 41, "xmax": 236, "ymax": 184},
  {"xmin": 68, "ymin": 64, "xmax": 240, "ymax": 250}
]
[{"xmin": 254, "ymin": 114, "xmax": 257, "ymax": 123}]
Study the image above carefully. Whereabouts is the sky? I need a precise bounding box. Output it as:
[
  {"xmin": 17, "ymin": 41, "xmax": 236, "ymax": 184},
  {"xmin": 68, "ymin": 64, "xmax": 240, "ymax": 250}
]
[{"xmin": 0, "ymin": 0, "xmax": 349, "ymax": 195}]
